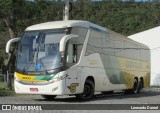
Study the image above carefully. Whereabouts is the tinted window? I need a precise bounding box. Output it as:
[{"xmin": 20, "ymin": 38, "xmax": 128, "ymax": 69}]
[
  {"xmin": 113, "ymin": 36, "xmax": 125, "ymax": 57},
  {"xmin": 86, "ymin": 29, "xmax": 102, "ymax": 55},
  {"xmin": 102, "ymin": 32, "xmax": 114, "ymax": 55}
]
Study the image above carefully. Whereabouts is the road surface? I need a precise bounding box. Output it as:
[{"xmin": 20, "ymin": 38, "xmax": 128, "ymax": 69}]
[{"xmin": 0, "ymin": 88, "xmax": 160, "ymax": 113}]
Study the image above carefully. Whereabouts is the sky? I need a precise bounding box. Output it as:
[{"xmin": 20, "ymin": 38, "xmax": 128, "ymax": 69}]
[
  {"xmin": 26, "ymin": 0, "xmax": 154, "ymax": 2},
  {"xmin": 135, "ymin": 0, "xmax": 149, "ymax": 1}
]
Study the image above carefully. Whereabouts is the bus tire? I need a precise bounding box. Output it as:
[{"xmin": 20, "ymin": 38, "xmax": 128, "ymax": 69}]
[
  {"xmin": 138, "ymin": 80, "xmax": 143, "ymax": 93},
  {"xmin": 132, "ymin": 79, "xmax": 139, "ymax": 94},
  {"xmin": 41, "ymin": 95, "xmax": 57, "ymax": 100},
  {"xmin": 76, "ymin": 79, "xmax": 95, "ymax": 100},
  {"xmin": 125, "ymin": 79, "xmax": 139, "ymax": 94}
]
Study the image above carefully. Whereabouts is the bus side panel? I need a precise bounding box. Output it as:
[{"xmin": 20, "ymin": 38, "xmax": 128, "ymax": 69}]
[
  {"xmin": 64, "ymin": 67, "xmax": 83, "ymax": 94},
  {"xmin": 78, "ymin": 53, "xmax": 107, "ymax": 92},
  {"xmin": 80, "ymin": 53, "xmax": 127, "ymax": 92}
]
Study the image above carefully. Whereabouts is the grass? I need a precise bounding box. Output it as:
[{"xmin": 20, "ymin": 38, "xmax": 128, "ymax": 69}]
[
  {"xmin": 0, "ymin": 82, "xmax": 5, "ymax": 89},
  {"xmin": 0, "ymin": 79, "xmax": 15, "ymax": 96}
]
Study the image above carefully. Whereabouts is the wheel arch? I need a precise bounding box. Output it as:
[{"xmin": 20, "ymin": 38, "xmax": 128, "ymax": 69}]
[
  {"xmin": 131, "ymin": 76, "xmax": 138, "ymax": 88},
  {"xmin": 139, "ymin": 77, "xmax": 144, "ymax": 88},
  {"xmin": 134, "ymin": 77, "xmax": 138, "ymax": 82},
  {"xmin": 86, "ymin": 76, "xmax": 95, "ymax": 85},
  {"xmin": 80, "ymin": 75, "xmax": 95, "ymax": 92}
]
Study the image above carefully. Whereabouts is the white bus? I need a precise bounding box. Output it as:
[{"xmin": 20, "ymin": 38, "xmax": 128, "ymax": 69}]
[{"xmin": 6, "ymin": 20, "xmax": 150, "ymax": 100}]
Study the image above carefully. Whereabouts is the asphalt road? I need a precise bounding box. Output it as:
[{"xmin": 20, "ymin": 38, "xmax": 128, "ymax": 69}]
[{"xmin": 0, "ymin": 88, "xmax": 160, "ymax": 113}]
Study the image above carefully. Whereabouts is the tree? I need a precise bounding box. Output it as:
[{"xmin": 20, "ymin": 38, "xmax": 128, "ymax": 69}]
[
  {"xmin": 0, "ymin": 0, "xmax": 27, "ymax": 89},
  {"xmin": 0, "ymin": 0, "xmax": 17, "ymax": 38}
]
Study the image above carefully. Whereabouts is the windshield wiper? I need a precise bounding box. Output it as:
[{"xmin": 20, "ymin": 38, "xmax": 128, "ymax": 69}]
[
  {"xmin": 38, "ymin": 59, "xmax": 47, "ymax": 73},
  {"xmin": 34, "ymin": 33, "xmax": 48, "ymax": 72},
  {"xmin": 22, "ymin": 61, "xmax": 34, "ymax": 74}
]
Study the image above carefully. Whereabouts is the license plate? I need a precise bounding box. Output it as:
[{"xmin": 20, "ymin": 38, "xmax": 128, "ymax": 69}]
[{"xmin": 30, "ymin": 88, "xmax": 38, "ymax": 92}]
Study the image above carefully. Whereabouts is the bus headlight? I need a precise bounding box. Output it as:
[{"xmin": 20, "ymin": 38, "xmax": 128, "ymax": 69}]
[
  {"xmin": 49, "ymin": 74, "xmax": 68, "ymax": 83},
  {"xmin": 14, "ymin": 75, "xmax": 20, "ymax": 81}
]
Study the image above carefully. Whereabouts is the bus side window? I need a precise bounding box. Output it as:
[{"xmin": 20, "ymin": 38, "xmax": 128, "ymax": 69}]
[
  {"xmin": 66, "ymin": 37, "xmax": 84, "ymax": 67},
  {"xmin": 66, "ymin": 39, "xmax": 77, "ymax": 67},
  {"xmin": 67, "ymin": 43, "xmax": 74, "ymax": 63}
]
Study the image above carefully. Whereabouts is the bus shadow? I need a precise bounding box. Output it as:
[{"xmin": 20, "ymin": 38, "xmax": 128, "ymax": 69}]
[
  {"xmin": 34, "ymin": 89, "xmax": 160, "ymax": 103},
  {"xmin": 94, "ymin": 90, "xmax": 160, "ymax": 101}
]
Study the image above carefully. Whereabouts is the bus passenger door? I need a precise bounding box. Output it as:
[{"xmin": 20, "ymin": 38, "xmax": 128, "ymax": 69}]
[{"xmin": 64, "ymin": 38, "xmax": 81, "ymax": 94}]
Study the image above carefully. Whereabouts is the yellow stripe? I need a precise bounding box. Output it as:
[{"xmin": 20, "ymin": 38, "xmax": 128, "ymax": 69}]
[
  {"xmin": 118, "ymin": 57, "xmax": 150, "ymax": 88},
  {"xmin": 15, "ymin": 72, "xmax": 46, "ymax": 82}
]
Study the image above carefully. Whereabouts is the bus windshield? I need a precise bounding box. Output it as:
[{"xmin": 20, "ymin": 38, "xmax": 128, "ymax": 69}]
[{"xmin": 16, "ymin": 30, "xmax": 66, "ymax": 74}]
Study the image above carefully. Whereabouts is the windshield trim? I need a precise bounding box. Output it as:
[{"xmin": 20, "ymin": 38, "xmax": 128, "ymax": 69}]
[
  {"xmin": 16, "ymin": 63, "xmax": 63, "ymax": 75},
  {"xmin": 16, "ymin": 28, "xmax": 71, "ymax": 75}
]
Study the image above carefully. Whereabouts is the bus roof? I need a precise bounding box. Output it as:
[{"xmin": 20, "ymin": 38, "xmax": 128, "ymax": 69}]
[
  {"xmin": 25, "ymin": 20, "xmax": 106, "ymax": 31},
  {"xmin": 25, "ymin": 20, "xmax": 149, "ymax": 49}
]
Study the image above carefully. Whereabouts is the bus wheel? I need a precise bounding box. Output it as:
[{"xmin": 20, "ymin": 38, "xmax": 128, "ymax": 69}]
[
  {"xmin": 138, "ymin": 80, "xmax": 143, "ymax": 92},
  {"xmin": 41, "ymin": 95, "xmax": 57, "ymax": 100},
  {"xmin": 76, "ymin": 79, "xmax": 95, "ymax": 100},
  {"xmin": 132, "ymin": 79, "xmax": 139, "ymax": 94},
  {"xmin": 125, "ymin": 79, "xmax": 139, "ymax": 94}
]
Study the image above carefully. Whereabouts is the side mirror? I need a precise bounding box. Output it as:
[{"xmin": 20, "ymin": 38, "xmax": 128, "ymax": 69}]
[
  {"xmin": 59, "ymin": 34, "xmax": 78, "ymax": 55},
  {"xmin": 6, "ymin": 38, "xmax": 20, "ymax": 53}
]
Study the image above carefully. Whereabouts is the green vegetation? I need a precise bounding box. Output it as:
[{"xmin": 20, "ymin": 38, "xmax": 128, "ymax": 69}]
[
  {"xmin": 0, "ymin": 82, "xmax": 5, "ymax": 89},
  {"xmin": 0, "ymin": 75, "xmax": 14, "ymax": 95}
]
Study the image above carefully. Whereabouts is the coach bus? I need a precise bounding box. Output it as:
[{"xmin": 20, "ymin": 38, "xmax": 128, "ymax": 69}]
[{"xmin": 6, "ymin": 20, "xmax": 150, "ymax": 100}]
